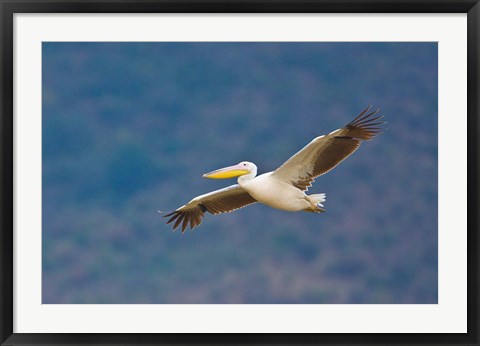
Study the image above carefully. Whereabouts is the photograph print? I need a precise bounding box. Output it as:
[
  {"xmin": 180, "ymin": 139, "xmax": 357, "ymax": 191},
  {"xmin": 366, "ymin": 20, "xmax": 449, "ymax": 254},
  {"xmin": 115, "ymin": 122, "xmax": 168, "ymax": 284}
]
[{"xmin": 42, "ymin": 42, "xmax": 438, "ymax": 304}]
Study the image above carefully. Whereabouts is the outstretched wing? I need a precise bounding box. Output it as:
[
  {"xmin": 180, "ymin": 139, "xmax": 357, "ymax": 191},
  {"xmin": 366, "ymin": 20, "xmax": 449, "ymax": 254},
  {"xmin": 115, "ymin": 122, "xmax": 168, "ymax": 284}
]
[
  {"xmin": 272, "ymin": 106, "xmax": 385, "ymax": 191},
  {"xmin": 163, "ymin": 184, "xmax": 257, "ymax": 232}
]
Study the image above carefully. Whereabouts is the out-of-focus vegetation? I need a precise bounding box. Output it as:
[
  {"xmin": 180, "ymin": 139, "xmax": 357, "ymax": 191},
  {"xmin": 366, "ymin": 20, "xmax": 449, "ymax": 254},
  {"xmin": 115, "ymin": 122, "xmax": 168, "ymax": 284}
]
[{"xmin": 42, "ymin": 42, "xmax": 437, "ymax": 304}]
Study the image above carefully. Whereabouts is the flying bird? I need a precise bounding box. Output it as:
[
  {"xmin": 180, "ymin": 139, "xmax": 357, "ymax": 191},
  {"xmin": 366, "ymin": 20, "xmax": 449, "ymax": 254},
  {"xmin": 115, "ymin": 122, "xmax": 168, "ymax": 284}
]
[{"xmin": 163, "ymin": 106, "xmax": 384, "ymax": 232}]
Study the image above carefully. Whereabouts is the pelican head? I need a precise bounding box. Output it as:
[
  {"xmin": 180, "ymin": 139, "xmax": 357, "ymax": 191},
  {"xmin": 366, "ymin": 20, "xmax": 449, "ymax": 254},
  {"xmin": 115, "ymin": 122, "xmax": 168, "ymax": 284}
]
[{"xmin": 203, "ymin": 161, "xmax": 257, "ymax": 179}]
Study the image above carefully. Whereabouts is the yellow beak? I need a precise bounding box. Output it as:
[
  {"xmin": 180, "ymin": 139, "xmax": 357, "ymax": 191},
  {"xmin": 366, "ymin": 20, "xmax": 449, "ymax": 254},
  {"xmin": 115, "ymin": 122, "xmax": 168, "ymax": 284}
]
[{"xmin": 203, "ymin": 164, "xmax": 251, "ymax": 179}]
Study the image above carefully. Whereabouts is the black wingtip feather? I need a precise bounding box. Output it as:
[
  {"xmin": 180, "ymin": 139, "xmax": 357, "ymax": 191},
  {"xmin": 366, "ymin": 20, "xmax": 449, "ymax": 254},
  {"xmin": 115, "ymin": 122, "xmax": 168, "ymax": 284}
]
[
  {"xmin": 162, "ymin": 206, "xmax": 207, "ymax": 232},
  {"xmin": 173, "ymin": 214, "xmax": 184, "ymax": 230},
  {"xmin": 165, "ymin": 212, "xmax": 180, "ymax": 224},
  {"xmin": 181, "ymin": 217, "xmax": 189, "ymax": 233},
  {"xmin": 344, "ymin": 107, "xmax": 385, "ymax": 140},
  {"xmin": 349, "ymin": 105, "xmax": 374, "ymax": 124}
]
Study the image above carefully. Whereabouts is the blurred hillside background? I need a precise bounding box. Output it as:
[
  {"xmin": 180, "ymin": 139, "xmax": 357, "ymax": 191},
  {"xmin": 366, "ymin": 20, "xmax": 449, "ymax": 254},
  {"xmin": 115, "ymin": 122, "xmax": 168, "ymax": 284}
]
[{"xmin": 42, "ymin": 42, "xmax": 437, "ymax": 304}]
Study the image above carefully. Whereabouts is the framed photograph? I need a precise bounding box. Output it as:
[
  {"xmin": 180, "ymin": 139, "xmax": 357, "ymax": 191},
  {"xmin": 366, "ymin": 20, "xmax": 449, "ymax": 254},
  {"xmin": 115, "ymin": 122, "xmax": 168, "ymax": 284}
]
[{"xmin": 1, "ymin": 0, "xmax": 478, "ymax": 345}]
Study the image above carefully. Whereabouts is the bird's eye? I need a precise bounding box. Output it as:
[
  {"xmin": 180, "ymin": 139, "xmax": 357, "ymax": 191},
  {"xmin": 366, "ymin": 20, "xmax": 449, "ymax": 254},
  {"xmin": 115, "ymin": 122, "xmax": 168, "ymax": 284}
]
[{"xmin": 243, "ymin": 163, "xmax": 247, "ymax": 166}]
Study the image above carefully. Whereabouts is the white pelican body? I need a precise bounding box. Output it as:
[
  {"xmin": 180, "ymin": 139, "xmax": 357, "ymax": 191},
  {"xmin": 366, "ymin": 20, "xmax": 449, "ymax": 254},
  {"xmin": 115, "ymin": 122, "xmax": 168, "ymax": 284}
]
[
  {"xmin": 163, "ymin": 106, "xmax": 384, "ymax": 232},
  {"xmin": 239, "ymin": 172, "xmax": 320, "ymax": 212}
]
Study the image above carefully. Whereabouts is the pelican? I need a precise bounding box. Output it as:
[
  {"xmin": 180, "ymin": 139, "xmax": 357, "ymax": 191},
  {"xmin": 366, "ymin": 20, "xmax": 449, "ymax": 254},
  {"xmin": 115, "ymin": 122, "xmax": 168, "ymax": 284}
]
[{"xmin": 163, "ymin": 106, "xmax": 384, "ymax": 232}]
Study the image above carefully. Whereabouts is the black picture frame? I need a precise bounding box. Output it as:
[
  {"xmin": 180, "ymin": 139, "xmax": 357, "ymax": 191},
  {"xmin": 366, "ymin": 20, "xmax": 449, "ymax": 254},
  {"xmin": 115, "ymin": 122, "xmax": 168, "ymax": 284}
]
[{"xmin": 1, "ymin": 1, "xmax": 478, "ymax": 345}]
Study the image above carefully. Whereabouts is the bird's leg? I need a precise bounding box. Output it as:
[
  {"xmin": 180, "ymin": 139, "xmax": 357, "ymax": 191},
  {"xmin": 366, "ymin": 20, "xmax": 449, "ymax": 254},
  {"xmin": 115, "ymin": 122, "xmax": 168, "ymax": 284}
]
[{"xmin": 304, "ymin": 196, "xmax": 326, "ymax": 213}]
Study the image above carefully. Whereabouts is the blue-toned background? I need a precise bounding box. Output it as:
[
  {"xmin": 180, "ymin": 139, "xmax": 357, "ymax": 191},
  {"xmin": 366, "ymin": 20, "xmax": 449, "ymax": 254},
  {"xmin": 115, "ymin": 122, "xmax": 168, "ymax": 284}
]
[{"xmin": 42, "ymin": 42, "xmax": 437, "ymax": 304}]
